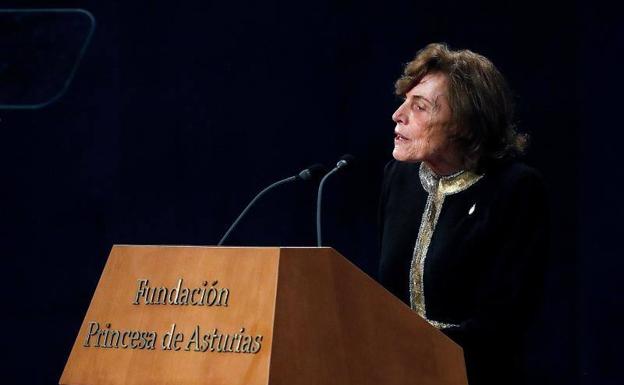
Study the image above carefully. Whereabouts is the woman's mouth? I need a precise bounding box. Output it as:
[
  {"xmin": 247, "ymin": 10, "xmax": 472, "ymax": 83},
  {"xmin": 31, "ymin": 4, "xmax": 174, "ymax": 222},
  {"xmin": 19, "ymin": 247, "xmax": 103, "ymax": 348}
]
[{"xmin": 395, "ymin": 132, "xmax": 409, "ymax": 142}]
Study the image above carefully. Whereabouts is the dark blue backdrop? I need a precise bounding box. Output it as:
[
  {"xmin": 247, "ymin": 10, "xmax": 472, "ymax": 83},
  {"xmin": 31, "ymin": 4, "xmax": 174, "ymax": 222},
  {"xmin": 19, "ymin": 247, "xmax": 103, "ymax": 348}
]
[{"xmin": 1, "ymin": 1, "xmax": 622, "ymax": 384}]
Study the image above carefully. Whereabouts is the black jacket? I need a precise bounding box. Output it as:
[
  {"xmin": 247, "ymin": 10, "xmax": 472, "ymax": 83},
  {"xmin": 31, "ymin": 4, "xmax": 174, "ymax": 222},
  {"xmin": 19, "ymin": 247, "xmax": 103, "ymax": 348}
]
[{"xmin": 378, "ymin": 160, "xmax": 549, "ymax": 385}]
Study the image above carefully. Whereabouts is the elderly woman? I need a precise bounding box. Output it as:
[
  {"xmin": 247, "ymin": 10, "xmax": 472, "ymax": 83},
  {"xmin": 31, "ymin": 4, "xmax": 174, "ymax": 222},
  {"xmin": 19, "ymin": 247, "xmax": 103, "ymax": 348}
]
[{"xmin": 378, "ymin": 43, "xmax": 548, "ymax": 385}]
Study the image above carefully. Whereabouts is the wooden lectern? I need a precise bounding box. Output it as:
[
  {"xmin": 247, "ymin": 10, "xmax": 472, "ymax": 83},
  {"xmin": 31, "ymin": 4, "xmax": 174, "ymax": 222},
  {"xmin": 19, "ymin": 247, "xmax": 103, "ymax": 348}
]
[{"xmin": 60, "ymin": 246, "xmax": 467, "ymax": 385}]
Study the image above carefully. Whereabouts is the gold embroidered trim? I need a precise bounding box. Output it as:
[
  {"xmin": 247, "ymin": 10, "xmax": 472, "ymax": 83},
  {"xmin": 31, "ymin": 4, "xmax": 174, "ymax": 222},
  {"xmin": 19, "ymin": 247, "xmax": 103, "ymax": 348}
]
[
  {"xmin": 426, "ymin": 318, "xmax": 460, "ymax": 329},
  {"xmin": 409, "ymin": 162, "xmax": 483, "ymax": 329},
  {"xmin": 409, "ymin": 190, "xmax": 443, "ymax": 318}
]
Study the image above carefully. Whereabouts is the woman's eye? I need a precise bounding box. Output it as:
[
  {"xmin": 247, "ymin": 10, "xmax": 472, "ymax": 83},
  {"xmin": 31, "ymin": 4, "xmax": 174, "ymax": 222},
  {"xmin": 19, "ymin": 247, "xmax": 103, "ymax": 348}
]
[{"xmin": 409, "ymin": 98, "xmax": 426, "ymax": 111}]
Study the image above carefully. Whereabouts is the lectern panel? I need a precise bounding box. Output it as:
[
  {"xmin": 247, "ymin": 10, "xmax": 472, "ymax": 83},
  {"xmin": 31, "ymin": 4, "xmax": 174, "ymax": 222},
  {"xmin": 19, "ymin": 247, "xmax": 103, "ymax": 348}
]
[{"xmin": 60, "ymin": 246, "xmax": 279, "ymax": 385}]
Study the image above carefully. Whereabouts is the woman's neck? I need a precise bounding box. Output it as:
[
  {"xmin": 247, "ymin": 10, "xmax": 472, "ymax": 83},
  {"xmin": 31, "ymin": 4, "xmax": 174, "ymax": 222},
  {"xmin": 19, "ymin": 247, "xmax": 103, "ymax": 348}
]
[{"xmin": 424, "ymin": 159, "xmax": 464, "ymax": 177}]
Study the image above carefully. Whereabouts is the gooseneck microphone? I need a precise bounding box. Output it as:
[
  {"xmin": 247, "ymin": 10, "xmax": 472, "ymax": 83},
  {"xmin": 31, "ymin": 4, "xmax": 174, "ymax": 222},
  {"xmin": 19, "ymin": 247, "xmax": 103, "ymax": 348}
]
[
  {"xmin": 316, "ymin": 154, "xmax": 355, "ymax": 247},
  {"xmin": 218, "ymin": 164, "xmax": 325, "ymax": 246}
]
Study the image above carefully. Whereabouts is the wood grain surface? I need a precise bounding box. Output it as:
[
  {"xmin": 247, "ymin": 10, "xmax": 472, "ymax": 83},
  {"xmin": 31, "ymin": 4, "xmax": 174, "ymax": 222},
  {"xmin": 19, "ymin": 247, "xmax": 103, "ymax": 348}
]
[
  {"xmin": 268, "ymin": 247, "xmax": 468, "ymax": 385},
  {"xmin": 60, "ymin": 246, "xmax": 280, "ymax": 385},
  {"xmin": 60, "ymin": 246, "xmax": 467, "ymax": 385}
]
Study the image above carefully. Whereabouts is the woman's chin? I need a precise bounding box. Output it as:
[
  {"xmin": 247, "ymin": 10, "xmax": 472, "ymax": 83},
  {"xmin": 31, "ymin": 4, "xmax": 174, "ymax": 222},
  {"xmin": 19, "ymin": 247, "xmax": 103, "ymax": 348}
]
[{"xmin": 392, "ymin": 148, "xmax": 419, "ymax": 163}]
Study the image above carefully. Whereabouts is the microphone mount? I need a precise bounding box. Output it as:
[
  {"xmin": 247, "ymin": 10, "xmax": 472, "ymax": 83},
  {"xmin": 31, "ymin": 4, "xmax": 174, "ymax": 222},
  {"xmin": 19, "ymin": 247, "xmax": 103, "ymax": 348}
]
[
  {"xmin": 316, "ymin": 154, "xmax": 355, "ymax": 247},
  {"xmin": 217, "ymin": 163, "xmax": 325, "ymax": 246}
]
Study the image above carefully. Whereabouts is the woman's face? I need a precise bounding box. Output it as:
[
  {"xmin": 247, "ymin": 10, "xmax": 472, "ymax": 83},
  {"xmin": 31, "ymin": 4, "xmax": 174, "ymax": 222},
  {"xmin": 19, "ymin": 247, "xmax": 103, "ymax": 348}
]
[{"xmin": 392, "ymin": 72, "xmax": 460, "ymax": 174}]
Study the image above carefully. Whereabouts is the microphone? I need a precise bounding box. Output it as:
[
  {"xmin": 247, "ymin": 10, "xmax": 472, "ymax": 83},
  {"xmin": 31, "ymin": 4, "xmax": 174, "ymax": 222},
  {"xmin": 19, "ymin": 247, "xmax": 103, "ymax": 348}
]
[
  {"xmin": 316, "ymin": 154, "xmax": 355, "ymax": 247},
  {"xmin": 218, "ymin": 164, "xmax": 325, "ymax": 246}
]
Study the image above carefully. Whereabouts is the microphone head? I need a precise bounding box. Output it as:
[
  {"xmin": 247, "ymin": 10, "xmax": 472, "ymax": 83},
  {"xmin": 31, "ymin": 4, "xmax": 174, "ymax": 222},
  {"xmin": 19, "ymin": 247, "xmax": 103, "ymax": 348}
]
[
  {"xmin": 297, "ymin": 163, "xmax": 326, "ymax": 181},
  {"xmin": 336, "ymin": 154, "xmax": 355, "ymax": 169}
]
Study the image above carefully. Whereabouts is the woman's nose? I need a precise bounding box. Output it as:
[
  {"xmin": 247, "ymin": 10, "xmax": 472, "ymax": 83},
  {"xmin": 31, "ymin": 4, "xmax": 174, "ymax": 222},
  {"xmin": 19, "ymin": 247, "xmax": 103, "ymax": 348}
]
[{"xmin": 392, "ymin": 102, "xmax": 407, "ymax": 124}]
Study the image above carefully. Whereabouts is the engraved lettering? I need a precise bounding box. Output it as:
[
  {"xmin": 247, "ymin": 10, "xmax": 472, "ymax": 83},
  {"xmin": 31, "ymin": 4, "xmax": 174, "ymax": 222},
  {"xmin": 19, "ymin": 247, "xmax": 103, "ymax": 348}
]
[
  {"xmin": 240, "ymin": 335, "xmax": 252, "ymax": 353},
  {"xmin": 250, "ymin": 335, "xmax": 263, "ymax": 354},
  {"xmin": 120, "ymin": 331, "xmax": 129, "ymax": 348},
  {"xmin": 172, "ymin": 331, "xmax": 183, "ymax": 351},
  {"xmin": 200, "ymin": 281, "xmax": 208, "ymax": 304},
  {"xmin": 133, "ymin": 279, "xmax": 149, "ymax": 305},
  {"xmin": 162, "ymin": 323, "xmax": 177, "ymax": 350},
  {"xmin": 82, "ymin": 322, "xmax": 156, "ymax": 350},
  {"xmin": 179, "ymin": 288, "xmax": 189, "ymax": 304},
  {"xmin": 168, "ymin": 279, "xmax": 183, "ymax": 304},
  {"xmin": 234, "ymin": 328, "xmax": 245, "ymax": 352},
  {"xmin": 83, "ymin": 321, "xmax": 99, "ymax": 347},
  {"xmin": 217, "ymin": 334, "xmax": 232, "ymax": 352},
  {"xmin": 190, "ymin": 288, "xmax": 200, "ymax": 305},
  {"xmin": 208, "ymin": 328, "xmax": 219, "ymax": 352},
  {"xmin": 162, "ymin": 323, "xmax": 184, "ymax": 351},
  {"xmin": 108, "ymin": 329, "xmax": 120, "ymax": 347},
  {"xmin": 152, "ymin": 286, "xmax": 168, "ymax": 304},
  {"xmin": 206, "ymin": 283, "xmax": 218, "ymax": 305},
  {"xmin": 131, "ymin": 278, "xmax": 230, "ymax": 307},
  {"xmin": 130, "ymin": 331, "xmax": 140, "ymax": 348},
  {"xmin": 185, "ymin": 325, "xmax": 202, "ymax": 352}
]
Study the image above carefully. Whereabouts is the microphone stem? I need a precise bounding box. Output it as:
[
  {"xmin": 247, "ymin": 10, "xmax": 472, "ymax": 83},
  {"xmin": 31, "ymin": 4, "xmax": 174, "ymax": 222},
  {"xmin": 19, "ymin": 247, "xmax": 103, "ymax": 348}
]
[
  {"xmin": 218, "ymin": 175, "xmax": 297, "ymax": 246},
  {"xmin": 316, "ymin": 167, "xmax": 340, "ymax": 247}
]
